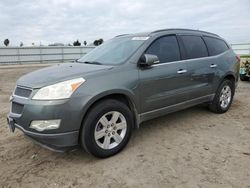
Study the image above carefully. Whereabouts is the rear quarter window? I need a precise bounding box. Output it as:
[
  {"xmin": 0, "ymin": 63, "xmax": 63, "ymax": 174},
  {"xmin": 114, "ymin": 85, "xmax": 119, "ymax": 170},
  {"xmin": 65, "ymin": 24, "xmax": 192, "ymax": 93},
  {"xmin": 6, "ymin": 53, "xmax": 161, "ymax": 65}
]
[
  {"xmin": 203, "ymin": 36, "xmax": 229, "ymax": 56},
  {"xmin": 180, "ymin": 35, "xmax": 208, "ymax": 59}
]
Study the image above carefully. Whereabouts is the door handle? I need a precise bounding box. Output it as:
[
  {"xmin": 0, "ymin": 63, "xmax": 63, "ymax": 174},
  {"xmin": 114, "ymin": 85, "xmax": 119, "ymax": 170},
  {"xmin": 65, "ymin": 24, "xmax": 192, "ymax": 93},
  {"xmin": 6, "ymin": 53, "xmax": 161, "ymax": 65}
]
[
  {"xmin": 177, "ymin": 69, "xmax": 187, "ymax": 74},
  {"xmin": 210, "ymin": 64, "xmax": 217, "ymax": 68}
]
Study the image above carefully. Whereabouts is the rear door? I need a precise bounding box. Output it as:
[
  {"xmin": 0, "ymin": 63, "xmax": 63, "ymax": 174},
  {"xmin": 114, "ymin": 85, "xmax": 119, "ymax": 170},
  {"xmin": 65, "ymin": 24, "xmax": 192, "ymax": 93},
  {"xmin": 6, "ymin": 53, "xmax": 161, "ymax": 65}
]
[
  {"xmin": 177, "ymin": 35, "xmax": 215, "ymax": 99},
  {"xmin": 139, "ymin": 35, "xmax": 190, "ymax": 113},
  {"xmin": 203, "ymin": 36, "xmax": 231, "ymax": 91}
]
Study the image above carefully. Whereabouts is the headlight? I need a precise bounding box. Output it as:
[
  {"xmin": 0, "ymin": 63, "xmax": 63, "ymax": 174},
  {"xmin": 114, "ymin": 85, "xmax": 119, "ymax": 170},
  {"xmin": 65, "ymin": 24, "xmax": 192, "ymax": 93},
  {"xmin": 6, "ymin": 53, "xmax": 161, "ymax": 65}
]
[{"xmin": 32, "ymin": 78, "xmax": 85, "ymax": 100}]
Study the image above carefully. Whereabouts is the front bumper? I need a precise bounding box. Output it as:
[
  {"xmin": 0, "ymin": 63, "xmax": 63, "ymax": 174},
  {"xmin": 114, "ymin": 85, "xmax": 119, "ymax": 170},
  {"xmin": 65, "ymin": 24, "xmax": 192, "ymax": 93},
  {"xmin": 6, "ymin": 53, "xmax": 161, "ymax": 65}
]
[
  {"xmin": 9, "ymin": 95, "xmax": 88, "ymax": 133},
  {"xmin": 7, "ymin": 115, "xmax": 80, "ymax": 151},
  {"xmin": 7, "ymin": 115, "xmax": 79, "ymax": 151},
  {"xmin": 7, "ymin": 88, "xmax": 92, "ymax": 151}
]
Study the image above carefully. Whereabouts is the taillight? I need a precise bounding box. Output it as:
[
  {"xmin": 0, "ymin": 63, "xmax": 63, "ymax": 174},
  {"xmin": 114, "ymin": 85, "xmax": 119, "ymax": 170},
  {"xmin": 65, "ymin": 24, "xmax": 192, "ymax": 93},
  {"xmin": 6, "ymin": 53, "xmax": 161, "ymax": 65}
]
[{"xmin": 236, "ymin": 55, "xmax": 241, "ymax": 62}]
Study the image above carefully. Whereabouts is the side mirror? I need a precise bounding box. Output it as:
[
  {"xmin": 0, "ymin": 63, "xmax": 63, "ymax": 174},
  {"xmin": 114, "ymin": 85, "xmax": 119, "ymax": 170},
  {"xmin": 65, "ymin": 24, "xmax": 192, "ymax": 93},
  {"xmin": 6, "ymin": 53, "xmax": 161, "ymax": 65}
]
[{"xmin": 139, "ymin": 54, "xmax": 160, "ymax": 67}]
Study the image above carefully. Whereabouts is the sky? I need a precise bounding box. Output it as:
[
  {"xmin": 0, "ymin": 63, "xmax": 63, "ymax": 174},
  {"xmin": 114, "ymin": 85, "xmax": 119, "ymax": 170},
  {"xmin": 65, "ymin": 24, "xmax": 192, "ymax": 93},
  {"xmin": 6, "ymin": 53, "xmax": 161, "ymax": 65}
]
[{"xmin": 0, "ymin": 0, "xmax": 250, "ymax": 46}]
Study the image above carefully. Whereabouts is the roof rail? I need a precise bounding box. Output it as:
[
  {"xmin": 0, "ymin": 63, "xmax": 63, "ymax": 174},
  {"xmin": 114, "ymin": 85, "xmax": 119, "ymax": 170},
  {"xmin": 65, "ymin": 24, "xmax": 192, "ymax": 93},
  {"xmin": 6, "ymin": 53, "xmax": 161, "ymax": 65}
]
[{"xmin": 151, "ymin": 28, "xmax": 219, "ymax": 36}]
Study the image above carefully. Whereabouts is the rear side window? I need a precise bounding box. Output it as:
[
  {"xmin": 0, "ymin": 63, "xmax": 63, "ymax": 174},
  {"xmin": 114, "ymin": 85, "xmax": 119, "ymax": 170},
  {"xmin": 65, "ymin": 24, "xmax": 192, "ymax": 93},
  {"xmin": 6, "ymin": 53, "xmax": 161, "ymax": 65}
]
[
  {"xmin": 203, "ymin": 36, "xmax": 229, "ymax": 56},
  {"xmin": 146, "ymin": 36, "xmax": 181, "ymax": 63},
  {"xmin": 181, "ymin": 35, "xmax": 208, "ymax": 59}
]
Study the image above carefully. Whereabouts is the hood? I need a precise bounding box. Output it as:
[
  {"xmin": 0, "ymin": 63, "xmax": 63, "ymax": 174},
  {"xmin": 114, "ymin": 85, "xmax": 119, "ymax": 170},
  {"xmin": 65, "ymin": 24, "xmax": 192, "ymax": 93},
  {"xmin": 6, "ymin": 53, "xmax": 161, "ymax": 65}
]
[{"xmin": 17, "ymin": 63, "xmax": 113, "ymax": 88}]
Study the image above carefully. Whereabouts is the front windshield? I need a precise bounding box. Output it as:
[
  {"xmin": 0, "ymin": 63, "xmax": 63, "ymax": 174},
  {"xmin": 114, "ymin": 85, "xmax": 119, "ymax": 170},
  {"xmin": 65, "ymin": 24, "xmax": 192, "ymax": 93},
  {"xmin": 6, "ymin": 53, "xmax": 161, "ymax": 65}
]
[{"xmin": 78, "ymin": 36, "xmax": 148, "ymax": 65}]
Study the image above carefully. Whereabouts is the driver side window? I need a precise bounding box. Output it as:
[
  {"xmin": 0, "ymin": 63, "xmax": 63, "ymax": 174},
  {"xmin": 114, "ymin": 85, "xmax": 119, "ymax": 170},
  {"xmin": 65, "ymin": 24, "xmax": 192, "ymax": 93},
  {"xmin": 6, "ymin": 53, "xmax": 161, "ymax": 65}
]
[{"xmin": 146, "ymin": 36, "xmax": 181, "ymax": 63}]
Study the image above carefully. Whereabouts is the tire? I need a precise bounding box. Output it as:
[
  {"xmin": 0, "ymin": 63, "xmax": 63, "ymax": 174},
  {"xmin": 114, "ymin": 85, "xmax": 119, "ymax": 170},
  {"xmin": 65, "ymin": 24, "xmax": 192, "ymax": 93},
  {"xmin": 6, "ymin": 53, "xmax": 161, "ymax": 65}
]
[
  {"xmin": 240, "ymin": 74, "xmax": 249, "ymax": 81},
  {"xmin": 80, "ymin": 99, "xmax": 133, "ymax": 158},
  {"xmin": 208, "ymin": 79, "xmax": 235, "ymax": 113}
]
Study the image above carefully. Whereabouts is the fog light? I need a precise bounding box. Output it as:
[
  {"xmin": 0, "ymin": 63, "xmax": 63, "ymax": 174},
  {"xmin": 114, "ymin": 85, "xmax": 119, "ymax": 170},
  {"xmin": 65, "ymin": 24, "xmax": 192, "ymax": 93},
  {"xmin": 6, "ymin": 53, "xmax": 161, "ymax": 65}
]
[{"xmin": 30, "ymin": 120, "xmax": 61, "ymax": 132}]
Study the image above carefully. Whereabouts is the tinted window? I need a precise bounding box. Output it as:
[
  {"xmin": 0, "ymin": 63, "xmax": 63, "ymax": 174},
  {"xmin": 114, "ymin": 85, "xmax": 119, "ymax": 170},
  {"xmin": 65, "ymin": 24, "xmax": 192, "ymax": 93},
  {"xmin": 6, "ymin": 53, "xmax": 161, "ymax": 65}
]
[
  {"xmin": 146, "ymin": 36, "xmax": 180, "ymax": 63},
  {"xmin": 181, "ymin": 35, "xmax": 208, "ymax": 59},
  {"xmin": 203, "ymin": 37, "xmax": 229, "ymax": 56}
]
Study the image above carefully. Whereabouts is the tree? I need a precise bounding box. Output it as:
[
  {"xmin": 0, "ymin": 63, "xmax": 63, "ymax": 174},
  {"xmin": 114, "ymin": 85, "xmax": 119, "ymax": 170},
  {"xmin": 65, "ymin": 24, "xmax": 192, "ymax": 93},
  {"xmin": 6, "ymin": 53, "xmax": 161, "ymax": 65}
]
[
  {"xmin": 83, "ymin": 41, "xmax": 87, "ymax": 46},
  {"xmin": 93, "ymin": 38, "xmax": 104, "ymax": 46},
  {"xmin": 20, "ymin": 42, "xmax": 24, "ymax": 47},
  {"xmin": 4, "ymin": 39, "xmax": 9, "ymax": 46},
  {"xmin": 73, "ymin": 40, "xmax": 81, "ymax": 46},
  {"xmin": 99, "ymin": 38, "xmax": 103, "ymax": 45},
  {"xmin": 93, "ymin": 40, "xmax": 98, "ymax": 46}
]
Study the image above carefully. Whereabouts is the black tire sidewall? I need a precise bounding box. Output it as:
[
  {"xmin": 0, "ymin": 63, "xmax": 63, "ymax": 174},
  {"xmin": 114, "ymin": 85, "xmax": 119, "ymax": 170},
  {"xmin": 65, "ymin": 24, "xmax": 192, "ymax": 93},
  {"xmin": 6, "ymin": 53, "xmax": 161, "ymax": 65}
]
[
  {"xmin": 212, "ymin": 80, "xmax": 234, "ymax": 113},
  {"xmin": 81, "ymin": 99, "xmax": 133, "ymax": 158}
]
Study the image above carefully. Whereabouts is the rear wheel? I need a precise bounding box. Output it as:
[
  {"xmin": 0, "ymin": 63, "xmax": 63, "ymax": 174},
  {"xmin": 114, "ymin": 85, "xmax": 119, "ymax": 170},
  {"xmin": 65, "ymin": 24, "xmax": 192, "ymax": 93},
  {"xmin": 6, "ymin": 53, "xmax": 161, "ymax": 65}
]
[
  {"xmin": 80, "ymin": 99, "xmax": 133, "ymax": 158},
  {"xmin": 209, "ymin": 79, "xmax": 234, "ymax": 113}
]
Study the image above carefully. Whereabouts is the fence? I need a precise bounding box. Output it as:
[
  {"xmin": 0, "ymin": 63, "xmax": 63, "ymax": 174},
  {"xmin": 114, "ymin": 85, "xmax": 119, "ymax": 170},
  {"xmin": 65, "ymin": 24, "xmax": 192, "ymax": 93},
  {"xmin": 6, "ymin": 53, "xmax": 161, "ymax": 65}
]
[
  {"xmin": 0, "ymin": 43, "xmax": 249, "ymax": 65},
  {"xmin": 231, "ymin": 43, "xmax": 250, "ymax": 57},
  {"xmin": 0, "ymin": 46, "xmax": 95, "ymax": 65}
]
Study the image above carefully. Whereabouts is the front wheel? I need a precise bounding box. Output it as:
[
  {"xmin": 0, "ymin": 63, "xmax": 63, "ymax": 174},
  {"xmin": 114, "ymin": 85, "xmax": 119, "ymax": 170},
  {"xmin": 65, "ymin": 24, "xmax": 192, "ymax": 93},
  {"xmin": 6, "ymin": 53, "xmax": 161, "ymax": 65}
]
[
  {"xmin": 80, "ymin": 99, "xmax": 133, "ymax": 158},
  {"xmin": 209, "ymin": 79, "xmax": 234, "ymax": 113}
]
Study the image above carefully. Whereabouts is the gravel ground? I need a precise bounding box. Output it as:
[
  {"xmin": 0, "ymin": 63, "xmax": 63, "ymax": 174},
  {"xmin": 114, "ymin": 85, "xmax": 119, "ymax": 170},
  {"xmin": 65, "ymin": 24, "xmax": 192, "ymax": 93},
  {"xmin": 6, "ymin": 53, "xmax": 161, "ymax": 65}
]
[{"xmin": 0, "ymin": 65, "xmax": 250, "ymax": 188}]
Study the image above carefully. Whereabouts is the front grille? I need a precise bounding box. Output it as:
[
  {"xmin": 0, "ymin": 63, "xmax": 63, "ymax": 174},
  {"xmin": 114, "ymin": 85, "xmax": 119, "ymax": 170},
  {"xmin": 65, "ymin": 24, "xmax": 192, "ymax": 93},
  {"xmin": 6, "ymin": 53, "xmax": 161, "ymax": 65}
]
[
  {"xmin": 11, "ymin": 102, "xmax": 24, "ymax": 114},
  {"xmin": 14, "ymin": 86, "xmax": 32, "ymax": 98}
]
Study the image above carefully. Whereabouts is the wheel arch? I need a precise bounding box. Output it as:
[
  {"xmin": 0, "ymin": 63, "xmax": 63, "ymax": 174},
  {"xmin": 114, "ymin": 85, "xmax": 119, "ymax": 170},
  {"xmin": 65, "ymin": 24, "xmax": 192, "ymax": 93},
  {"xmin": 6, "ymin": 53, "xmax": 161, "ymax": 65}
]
[
  {"xmin": 223, "ymin": 73, "xmax": 236, "ymax": 84},
  {"xmin": 216, "ymin": 72, "xmax": 236, "ymax": 95},
  {"xmin": 79, "ymin": 90, "xmax": 140, "ymax": 136}
]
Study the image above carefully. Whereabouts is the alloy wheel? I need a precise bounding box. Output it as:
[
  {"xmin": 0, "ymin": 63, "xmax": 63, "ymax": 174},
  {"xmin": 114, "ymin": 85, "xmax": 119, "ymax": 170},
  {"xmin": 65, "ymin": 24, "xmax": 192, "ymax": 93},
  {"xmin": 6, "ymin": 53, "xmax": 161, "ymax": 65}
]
[
  {"xmin": 219, "ymin": 85, "xmax": 232, "ymax": 109},
  {"xmin": 94, "ymin": 111, "xmax": 127, "ymax": 150}
]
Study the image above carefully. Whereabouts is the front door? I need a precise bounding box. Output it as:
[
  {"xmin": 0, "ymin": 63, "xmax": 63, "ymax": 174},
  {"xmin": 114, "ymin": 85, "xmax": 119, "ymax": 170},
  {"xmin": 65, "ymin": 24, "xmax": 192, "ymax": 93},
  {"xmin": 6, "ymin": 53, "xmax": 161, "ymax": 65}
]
[{"xmin": 139, "ymin": 35, "xmax": 190, "ymax": 114}]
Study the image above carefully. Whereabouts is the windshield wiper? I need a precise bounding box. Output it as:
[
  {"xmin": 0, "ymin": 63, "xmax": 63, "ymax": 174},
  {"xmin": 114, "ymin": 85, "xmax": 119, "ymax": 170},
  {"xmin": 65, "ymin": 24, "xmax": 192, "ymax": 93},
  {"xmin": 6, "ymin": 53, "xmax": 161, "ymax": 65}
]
[{"xmin": 82, "ymin": 61, "xmax": 103, "ymax": 65}]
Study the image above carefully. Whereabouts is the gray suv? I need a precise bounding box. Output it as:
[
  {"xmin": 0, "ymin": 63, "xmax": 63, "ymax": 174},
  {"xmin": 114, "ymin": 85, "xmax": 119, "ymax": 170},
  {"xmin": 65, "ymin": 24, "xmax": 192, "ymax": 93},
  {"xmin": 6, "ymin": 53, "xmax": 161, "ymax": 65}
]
[{"xmin": 7, "ymin": 29, "xmax": 240, "ymax": 158}]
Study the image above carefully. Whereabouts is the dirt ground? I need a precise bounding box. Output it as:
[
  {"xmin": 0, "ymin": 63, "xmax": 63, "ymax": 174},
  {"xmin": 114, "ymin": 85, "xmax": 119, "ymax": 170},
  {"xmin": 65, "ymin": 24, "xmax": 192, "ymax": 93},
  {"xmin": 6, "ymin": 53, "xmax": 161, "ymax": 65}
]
[{"xmin": 0, "ymin": 65, "xmax": 250, "ymax": 188}]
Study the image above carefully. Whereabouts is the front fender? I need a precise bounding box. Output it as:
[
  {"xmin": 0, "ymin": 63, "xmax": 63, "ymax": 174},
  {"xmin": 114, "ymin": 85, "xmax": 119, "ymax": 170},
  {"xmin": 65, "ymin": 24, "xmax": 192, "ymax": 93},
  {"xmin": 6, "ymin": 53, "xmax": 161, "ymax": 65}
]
[{"xmin": 78, "ymin": 89, "xmax": 140, "ymax": 129}]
